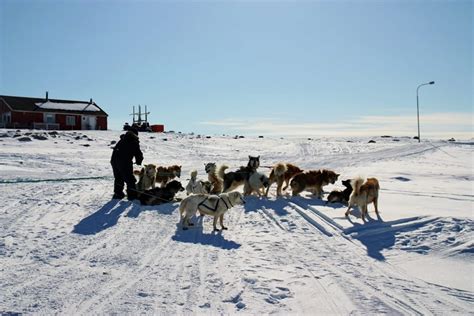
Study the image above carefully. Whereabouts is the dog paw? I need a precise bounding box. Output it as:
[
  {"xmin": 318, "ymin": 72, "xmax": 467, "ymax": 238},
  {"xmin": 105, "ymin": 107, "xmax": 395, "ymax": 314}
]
[
  {"xmin": 213, "ymin": 228, "xmax": 220, "ymax": 232},
  {"xmin": 222, "ymin": 227, "xmax": 228, "ymax": 230}
]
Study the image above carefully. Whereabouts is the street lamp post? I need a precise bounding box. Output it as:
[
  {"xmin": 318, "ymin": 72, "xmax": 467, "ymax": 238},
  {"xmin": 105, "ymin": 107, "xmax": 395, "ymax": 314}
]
[{"xmin": 416, "ymin": 81, "xmax": 435, "ymax": 143}]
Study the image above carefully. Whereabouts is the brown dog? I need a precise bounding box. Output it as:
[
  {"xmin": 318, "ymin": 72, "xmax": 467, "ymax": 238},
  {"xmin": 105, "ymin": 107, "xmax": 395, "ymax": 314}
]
[
  {"xmin": 345, "ymin": 177, "xmax": 380, "ymax": 222},
  {"xmin": 155, "ymin": 165, "xmax": 182, "ymax": 187},
  {"xmin": 204, "ymin": 162, "xmax": 223, "ymax": 194},
  {"xmin": 290, "ymin": 169, "xmax": 339, "ymax": 198},
  {"xmin": 265, "ymin": 163, "xmax": 303, "ymax": 197}
]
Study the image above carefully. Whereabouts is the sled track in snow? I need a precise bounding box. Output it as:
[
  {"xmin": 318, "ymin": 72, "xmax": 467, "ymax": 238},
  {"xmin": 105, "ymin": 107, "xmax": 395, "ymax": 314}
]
[
  {"xmin": 258, "ymin": 198, "xmax": 473, "ymax": 314},
  {"xmin": 0, "ymin": 175, "xmax": 113, "ymax": 185},
  {"xmin": 70, "ymin": 218, "xmax": 179, "ymax": 314},
  {"xmin": 282, "ymin": 200, "xmax": 471, "ymax": 314}
]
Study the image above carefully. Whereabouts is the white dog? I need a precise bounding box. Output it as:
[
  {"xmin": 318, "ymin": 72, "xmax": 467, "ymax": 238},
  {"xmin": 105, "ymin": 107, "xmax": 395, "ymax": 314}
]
[
  {"xmin": 185, "ymin": 170, "xmax": 211, "ymax": 195},
  {"xmin": 244, "ymin": 171, "xmax": 270, "ymax": 197},
  {"xmin": 179, "ymin": 191, "xmax": 245, "ymax": 231},
  {"xmin": 136, "ymin": 164, "xmax": 157, "ymax": 191}
]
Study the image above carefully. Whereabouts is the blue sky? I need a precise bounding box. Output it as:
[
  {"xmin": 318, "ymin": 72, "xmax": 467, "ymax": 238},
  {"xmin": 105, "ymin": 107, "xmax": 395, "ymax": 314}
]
[{"xmin": 1, "ymin": 0, "xmax": 472, "ymax": 137}]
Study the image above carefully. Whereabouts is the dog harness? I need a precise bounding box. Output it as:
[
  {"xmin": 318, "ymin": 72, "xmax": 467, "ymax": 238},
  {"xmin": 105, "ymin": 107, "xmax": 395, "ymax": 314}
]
[{"xmin": 198, "ymin": 196, "xmax": 234, "ymax": 212}]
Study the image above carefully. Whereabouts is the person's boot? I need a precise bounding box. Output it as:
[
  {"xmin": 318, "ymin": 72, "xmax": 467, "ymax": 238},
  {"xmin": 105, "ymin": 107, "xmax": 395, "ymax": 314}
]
[
  {"xmin": 112, "ymin": 192, "xmax": 125, "ymax": 200},
  {"xmin": 126, "ymin": 189, "xmax": 138, "ymax": 201}
]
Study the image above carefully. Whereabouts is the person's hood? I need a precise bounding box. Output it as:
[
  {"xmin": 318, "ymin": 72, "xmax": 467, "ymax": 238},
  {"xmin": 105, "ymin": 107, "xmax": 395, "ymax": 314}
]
[{"xmin": 123, "ymin": 130, "xmax": 139, "ymax": 141}]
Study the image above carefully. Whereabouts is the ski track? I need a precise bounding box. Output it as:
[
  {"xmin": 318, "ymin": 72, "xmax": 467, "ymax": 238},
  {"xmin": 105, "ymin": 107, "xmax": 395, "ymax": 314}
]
[
  {"xmin": 286, "ymin": 199, "xmax": 472, "ymax": 314},
  {"xmin": 0, "ymin": 132, "xmax": 473, "ymax": 314}
]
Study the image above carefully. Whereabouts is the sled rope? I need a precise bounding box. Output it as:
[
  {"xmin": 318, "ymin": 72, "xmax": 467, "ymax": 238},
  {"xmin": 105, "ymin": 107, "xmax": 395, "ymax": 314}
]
[
  {"xmin": 0, "ymin": 176, "xmax": 113, "ymax": 184},
  {"xmin": 129, "ymin": 187, "xmax": 182, "ymax": 203}
]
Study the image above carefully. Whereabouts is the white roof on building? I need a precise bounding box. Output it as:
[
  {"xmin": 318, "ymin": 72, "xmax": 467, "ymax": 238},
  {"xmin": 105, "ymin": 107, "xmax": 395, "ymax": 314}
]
[{"xmin": 35, "ymin": 101, "xmax": 101, "ymax": 112}]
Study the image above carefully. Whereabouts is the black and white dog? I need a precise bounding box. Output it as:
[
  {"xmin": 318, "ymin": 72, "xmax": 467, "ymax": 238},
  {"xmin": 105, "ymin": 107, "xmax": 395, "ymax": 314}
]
[
  {"xmin": 244, "ymin": 171, "xmax": 270, "ymax": 197},
  {"xmin": 139, "ymin": 180, "xmax": 184, "ymax": 205},
  {"xmin": 326, "ymin": 179, "xmax": 353, "ymax": 205},
  {"xmin": 218, "ymin": 156, "xmax": 260, "ymax": 192}
]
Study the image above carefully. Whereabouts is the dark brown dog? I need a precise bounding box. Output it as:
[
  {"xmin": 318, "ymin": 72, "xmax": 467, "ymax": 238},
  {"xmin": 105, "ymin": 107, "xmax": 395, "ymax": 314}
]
[
  {"xmin": 290, "ymin": 169, "xmax": 339, "ymax": 198},
  {"xmin": 265, "ymin": 163, "xmax": 303, "ymax": 197},
  {"xmin": 155, "ymin": 165, "xmax": 182, "ymax": 187},
  {"xmin": 140, "ymin": 180, "xmax": 184, "ymax": 205},
  {"xmin": 327, "ymin": 179, "xmax": 353, "ymax": 204}
]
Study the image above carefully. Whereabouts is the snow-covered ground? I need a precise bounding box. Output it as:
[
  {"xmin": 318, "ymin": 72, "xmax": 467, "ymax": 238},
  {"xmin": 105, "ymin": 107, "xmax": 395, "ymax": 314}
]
[{"xmin": 0, "ymin": 129, "xmax": 473, "ymax": 314}]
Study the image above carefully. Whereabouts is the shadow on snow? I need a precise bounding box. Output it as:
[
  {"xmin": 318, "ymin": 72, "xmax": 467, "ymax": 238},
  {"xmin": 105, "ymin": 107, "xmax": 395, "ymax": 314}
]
[
  {"xmin": 245, "ymin": 194, "xmax": 432, "ymax": 262},
  {"xmin": 172, "ymin": 217, "xmax": 241, "ymax": 250},
  {"xmin": 72, "ymin": 199, "xmax": 139, "ymax": 235},
  {"xmin": 73, "ymin": 200, "xmax": 180, "ymax": 235},
  {"xmin": 295, "ymin": 196, "xmax": 426, "ymax": 261},
  {"xmin": 125, "ymin": 202, "xmax": 178, "ymax": 218}
]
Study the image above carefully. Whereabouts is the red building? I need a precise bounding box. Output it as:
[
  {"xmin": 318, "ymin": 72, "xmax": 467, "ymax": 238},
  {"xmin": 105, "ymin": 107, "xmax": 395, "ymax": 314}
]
[{"xmin": 0, "ymin": 93, "xmax": 108, "ymax": 130}]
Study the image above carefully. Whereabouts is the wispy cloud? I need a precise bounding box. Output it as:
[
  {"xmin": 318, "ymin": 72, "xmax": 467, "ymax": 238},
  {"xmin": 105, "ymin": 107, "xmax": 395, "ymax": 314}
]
[{"xmin": 200, "ymin": 112, "xmax": 473, "ymax": 138}]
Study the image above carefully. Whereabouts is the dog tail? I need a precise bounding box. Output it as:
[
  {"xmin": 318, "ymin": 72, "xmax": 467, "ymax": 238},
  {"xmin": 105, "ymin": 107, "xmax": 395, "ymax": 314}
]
[
  {"xmin": 190, "ymin": 170, "xmax": 198, "ymax": 179},
  {"xmin": 372, "ymin": 178, "xmax": 380, "ymax": 191},
  {"xmin": 274, "ymin": 163, "xmax": 288, "ymax": 177},
  {"xmin": 351, "ymin": 177, "xmax": 365, "ymax": 196},
  {"xmin": 133, "ymin": 168, "xmax": 144, "ymax": 177},
  {"xmin": 178, "ymin": 198, "xmax": 188, "ymax": 218},
  {"xmin": 218, "ymin": 165, "xmax": 228, "ymax": 180}
]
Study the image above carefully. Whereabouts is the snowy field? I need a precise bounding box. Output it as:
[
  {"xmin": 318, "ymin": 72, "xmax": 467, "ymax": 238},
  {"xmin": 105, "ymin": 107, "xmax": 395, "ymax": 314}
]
[{"xmin": 0, "ymin": 129, "xmax": 473, "ymax": 314}]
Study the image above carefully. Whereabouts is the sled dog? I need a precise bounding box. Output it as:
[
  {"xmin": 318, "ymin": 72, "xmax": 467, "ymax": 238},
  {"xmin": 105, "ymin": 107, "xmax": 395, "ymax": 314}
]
[
  {"xmin": 139, "ymin": 180, "xmax": 184, "ymax": 206},
  {"xmin": 244, "ymin": 171, "xmax": 270, "ymax": 197},
  {"xmin": 220, "ymin": 156, "xmax": 260, "ymax": 192},
  {"xmin": 136, "ymin": 164, "xmax": 157, "ymax": 191},
  {"xmin": 290, "ymin": 169, "xmax": 339, "ymax": 198},
  {"xmin": 345, "ymin": 177, "xmax": 380, "ymax": 222},
  {"xmin": 265, "ymin": 163, "xmax": 303, "ymax": 197},
  {"xmin": 204, "ymin": 162, "xmax": 223, "ymax": 194},
  {"xmin": 186, "ymin": 170, "xmax": 211, "ymax": 195},
  {"xmin": 327, "ymin": 179, "xmax": 353, "ymax": 205},
  {"xmin": 179, "ymin": 191, "xmax": 245, "ymax": 231},
  {"xmin": 155, "ymin": 165, "xmax": 182, "ymax": 187}
]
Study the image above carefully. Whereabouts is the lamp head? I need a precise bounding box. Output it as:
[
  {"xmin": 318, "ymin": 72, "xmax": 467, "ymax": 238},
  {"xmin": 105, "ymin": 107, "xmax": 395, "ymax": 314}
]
[{"xmin": 429, "ymin": 81, "xmax": 435, "ymax": 84}]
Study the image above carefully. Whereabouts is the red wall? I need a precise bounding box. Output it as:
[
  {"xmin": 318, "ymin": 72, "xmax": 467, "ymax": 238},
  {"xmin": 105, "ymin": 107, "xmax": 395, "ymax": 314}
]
[
  {"xmin": 97, "ymin": 116, "xmax": 107, "ymax": 130},
  {"xmin": 11, "ymin": 112, "xmax": 44, "ymax": 128},
  {"xmin": 8, "ymin": 111, "xmax": 107, "ymax": 130},
  {"xmin": 151, "ymin": 124, "xmax": 164, "ymax": 132},
  {"xmin": 56, "ymin": 114, "xmax": 81, "ymax": 130}
]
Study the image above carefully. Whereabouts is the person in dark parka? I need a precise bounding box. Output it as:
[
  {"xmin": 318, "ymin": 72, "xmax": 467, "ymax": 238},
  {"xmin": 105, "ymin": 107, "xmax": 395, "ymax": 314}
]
[{"xmin": 110, "ymin": 128, "xmax": 144, "ymax": 200}]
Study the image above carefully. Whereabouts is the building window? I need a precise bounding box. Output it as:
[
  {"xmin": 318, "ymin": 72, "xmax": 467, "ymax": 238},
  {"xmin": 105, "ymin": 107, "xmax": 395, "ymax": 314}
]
[
  {"xmin": 44, "ymin": 113, "xmax": 55, "ymax": 124},
  {"xmin": 66, "ymin": 116, "xmax": 76, "ymax": 126},
  {"xmin": 1, "ymin": 112, "xmax": 11, "ymax": 123}
]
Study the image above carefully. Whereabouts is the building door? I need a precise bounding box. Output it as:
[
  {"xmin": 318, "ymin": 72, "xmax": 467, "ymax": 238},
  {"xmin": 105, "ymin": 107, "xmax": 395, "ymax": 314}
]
[{"xmin": 81, "ymin": 115, "xmax": 97, "ymax": 130}]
